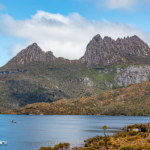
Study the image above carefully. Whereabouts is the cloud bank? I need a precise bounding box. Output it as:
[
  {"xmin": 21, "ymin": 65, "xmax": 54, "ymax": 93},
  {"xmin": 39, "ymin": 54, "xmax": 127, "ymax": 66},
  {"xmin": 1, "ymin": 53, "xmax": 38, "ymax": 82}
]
[{"xmin": 0, "ymin": 11, "xmax": 150, "ymax": 60}]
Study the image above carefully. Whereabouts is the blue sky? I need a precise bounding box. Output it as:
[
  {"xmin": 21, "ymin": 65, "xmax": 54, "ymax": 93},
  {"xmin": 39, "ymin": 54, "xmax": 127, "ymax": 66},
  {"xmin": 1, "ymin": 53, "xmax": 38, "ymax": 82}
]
[{"xmin": 0, "ymin": 0, "xmax": 150, "ymax": 67}]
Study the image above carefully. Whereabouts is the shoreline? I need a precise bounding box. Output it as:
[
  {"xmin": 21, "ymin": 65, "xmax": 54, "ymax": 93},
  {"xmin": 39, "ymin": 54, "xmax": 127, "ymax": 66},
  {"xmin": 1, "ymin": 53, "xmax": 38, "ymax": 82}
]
[
  {"xmin": 1, "ymin": 113, "xmax": 150, "ymax": 117},
  {"xmin": 39, "ymin": 122, "xmax": 150, "ymax": 150}
]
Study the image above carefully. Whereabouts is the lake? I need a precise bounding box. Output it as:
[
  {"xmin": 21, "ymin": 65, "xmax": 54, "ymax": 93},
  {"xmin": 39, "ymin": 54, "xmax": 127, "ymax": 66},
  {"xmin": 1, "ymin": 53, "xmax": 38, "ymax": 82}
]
[{"xmin": 0, "ymin": 115, "xmax": 150, "ymax": 150}]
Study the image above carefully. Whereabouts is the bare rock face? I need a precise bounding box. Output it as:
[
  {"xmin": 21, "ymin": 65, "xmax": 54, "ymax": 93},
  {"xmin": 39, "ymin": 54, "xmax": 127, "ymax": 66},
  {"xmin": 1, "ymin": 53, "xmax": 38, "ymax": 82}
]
[
  {"xmin": 80, "ymin": 34, "xmax": 150, "ymax": 66},
  {"xmin": 46, "ymin": 51, "xmax": 56, "ymax": 62},
  {"xmin": 114, "ymin": 65, "xmax": 150, "ymax": 86},
  {"xmin": 80, "ymin": 77, "xmax": 94, "ymax": 87},
  {"xmin": 10, "ymin": 43, "xmax": 56, "ymax": 65}
]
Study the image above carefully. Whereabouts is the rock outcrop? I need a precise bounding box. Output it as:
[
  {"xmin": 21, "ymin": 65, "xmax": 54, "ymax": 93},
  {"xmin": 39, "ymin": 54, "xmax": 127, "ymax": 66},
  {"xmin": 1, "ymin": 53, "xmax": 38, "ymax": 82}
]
[
  {"xmin": 80, "ymin": 34, "xmax": 150, "ymax": 66},
  {"xmin": 9, "ymin": 43, "xmax": 56, "ymax": 65},
  {"xmin": 114, "ymin": 65, "xmax": 150, "ymax": 86}
]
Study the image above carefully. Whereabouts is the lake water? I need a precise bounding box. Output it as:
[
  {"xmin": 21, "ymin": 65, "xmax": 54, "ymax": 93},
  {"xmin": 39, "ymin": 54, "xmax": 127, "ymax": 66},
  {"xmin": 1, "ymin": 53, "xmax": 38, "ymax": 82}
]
[{"xmin": 0, "ymin": 115, "xmax": 150, "ymax": 150}]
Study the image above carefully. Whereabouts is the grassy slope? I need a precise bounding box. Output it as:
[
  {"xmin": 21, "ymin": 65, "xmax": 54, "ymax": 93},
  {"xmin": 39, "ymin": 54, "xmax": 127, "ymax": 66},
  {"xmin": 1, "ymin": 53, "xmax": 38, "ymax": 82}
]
[{"xmin": 3, "ymin": 81, "xmax": 150, "ymax": 116}]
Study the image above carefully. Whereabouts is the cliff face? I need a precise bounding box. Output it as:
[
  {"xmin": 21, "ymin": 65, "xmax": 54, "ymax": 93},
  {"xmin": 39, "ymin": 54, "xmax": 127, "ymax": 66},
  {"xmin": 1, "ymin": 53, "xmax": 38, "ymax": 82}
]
[
  {"xmin": 80, "ymin": 34, "xmax": 150, "ymax": 66},
  {"xmin": 114, "ymin": 66, "xmax": 150, "ymax": 86}
]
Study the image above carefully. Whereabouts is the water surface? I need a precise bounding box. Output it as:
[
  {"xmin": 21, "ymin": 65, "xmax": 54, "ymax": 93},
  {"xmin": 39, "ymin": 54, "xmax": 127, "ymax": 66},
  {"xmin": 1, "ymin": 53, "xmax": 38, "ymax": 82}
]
[{"xmin": 0, "ymin": 115, "xmax": 150, "ymax": 150}]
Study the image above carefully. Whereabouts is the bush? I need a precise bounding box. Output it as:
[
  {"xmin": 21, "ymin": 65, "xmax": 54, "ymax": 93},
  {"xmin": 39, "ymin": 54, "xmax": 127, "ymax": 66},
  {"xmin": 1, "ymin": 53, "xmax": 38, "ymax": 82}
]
[
  {"xmin": 129, "ymin": 131, "xmax": 138, "ymax": 136},
  {"xmin": 113, "ymin": 132, "xmax": 128, "ymax": 139},
  {"xmin": 84, "ymin": 136, "xmax": 102, "ymax": 145},
  {"xmin": 119, "ymin": 145, "xmax": 133, "ymax": 150},
  {"xmin": 127, "ymin": 137, "xmax": 138, "ymax": 141},
  {"xmin": 126, "ymin": 124, "xmax": 147, "ymax": 132},
  {"xmin": 139, "ymin": 132, "xmax": 148, "ymax": 138},
  {"xmin": 99, "ymin": 140, "xmax": 105, "ymax": 146},
  {"xmin": 107, "ymin": 141, "xmax": 112, "ymax": 145},
  {"xmin": 147, "ymin": 139, "xmax": 150, "ymax": 143},
  {"xmin": 40, "ymin": 147, "xmax": 53, "ymax": 150},
  {"xmin": 54, "ymin": 143, "xmax": 70, "ymax": 150}
]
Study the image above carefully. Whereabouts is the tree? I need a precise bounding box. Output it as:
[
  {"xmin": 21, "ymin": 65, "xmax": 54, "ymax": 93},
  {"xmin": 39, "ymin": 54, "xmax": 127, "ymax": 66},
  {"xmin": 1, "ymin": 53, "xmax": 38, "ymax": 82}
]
[{"xmin": 102, "ymin": 125, "xmax": 108, "ymax": 136}]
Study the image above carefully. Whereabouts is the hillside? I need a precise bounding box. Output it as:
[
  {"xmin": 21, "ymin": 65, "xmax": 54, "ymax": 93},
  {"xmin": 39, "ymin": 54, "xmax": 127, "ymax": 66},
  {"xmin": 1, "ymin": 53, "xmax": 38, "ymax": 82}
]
[
  {"xmin": 1, "ymin": 34, "xmax": 150, "ymax": 112},
  {"xmin": 3, "ymin": 81, "xmax": 150, "ymax": 116}
]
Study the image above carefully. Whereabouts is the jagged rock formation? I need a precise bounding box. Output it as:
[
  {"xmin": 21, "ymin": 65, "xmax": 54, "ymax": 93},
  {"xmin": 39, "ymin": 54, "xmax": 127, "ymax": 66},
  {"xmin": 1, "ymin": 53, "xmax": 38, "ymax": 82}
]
[
  {"xmin": 8, "ymin": 43, "xmax": 56, "ymax": 65},
  {"xmin": 80, "ymin": 34, "xmax": 150, "ymax": 66},
  {"xmin": 114, "ymin": 66, "xmax": 150, "ymax": 86},
  {"xmin": 6, "ymin": 34, "xmax": 150, "ymax": 67}
]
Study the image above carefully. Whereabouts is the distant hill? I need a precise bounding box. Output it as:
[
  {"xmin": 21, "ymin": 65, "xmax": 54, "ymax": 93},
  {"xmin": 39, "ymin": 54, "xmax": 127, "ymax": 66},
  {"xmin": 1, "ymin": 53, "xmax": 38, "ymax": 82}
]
[
  {"xmin": 1, "ymin": 34, "xmax": 150, "ymax": 112},
  {"xmin": 3, "ymin": 81, "xmax": 150, "ymax": 116}
]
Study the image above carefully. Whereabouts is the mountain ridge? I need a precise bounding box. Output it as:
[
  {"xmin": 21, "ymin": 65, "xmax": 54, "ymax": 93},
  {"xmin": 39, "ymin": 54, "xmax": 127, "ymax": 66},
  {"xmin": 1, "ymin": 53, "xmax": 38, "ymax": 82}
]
[
  {"xmin": 80, "ymin": 34, "xmax": 150, "ymax": 66},
  {"xmin": 1, "ymin": 34, "xmax": 150, "ymax": 112},
  {"xmin": 3, "ymin": 34, "xmax": 150, "ymax": 68}
]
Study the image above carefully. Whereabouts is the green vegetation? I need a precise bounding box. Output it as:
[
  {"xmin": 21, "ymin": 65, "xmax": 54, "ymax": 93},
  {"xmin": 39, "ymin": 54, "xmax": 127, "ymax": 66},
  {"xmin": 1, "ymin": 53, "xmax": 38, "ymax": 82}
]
[
  {"xmin": 0, "ymin": 61, "xmax": 119, "ymax": 111},
  {"xmin": 39, "ymin": 143, "xmax": 70, "ymax": 150},
  {"xmin": 3, "ymin": 81, "xmax": 150, "ymax": 116}
]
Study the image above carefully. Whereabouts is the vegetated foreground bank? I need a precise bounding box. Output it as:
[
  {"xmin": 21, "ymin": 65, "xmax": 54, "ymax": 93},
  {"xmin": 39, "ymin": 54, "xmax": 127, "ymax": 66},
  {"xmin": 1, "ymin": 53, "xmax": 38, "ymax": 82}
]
[
  {"xmin": 39, "ymin": 123, "xmax": 150, "ymax": 150},
  {"xmin": 2, "ymin": 81, "xmax": 150, "ymax": 116}
]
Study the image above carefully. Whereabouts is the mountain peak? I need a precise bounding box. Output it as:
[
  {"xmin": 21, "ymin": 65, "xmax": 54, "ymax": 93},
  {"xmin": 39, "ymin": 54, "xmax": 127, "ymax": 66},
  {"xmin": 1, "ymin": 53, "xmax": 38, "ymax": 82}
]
[
  {"xmin": 8, "ymin": 43, "xmax": 56, "ymax": 65},
  {"xmin": 81, "ymin": 34, "xmax": 150, "ymax": 66},
  {"xmin": 93, "ymin": 34, "xmax": 102, "ymax": 41},
  {"xmin": 25, "ymin": 43, "xmax": 43, "ymax": 52},
  {"xmin": 32, "ymin": 42, "xmax": 38, "ymax": 46}
]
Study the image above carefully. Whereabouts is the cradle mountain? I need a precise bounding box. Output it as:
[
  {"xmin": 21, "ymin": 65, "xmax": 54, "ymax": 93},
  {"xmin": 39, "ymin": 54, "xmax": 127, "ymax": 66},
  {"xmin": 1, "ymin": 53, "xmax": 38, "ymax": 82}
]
[{"xmin": 1, "ymin": 34, "xmax": 150, "ymax": 112}]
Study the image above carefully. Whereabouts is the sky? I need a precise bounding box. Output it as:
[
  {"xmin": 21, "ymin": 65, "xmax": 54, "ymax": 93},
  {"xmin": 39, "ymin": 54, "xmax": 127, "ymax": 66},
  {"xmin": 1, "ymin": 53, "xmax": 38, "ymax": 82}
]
[{"xmin": 0, "ymin": 0, "xmax": 150, "ymax": 67}]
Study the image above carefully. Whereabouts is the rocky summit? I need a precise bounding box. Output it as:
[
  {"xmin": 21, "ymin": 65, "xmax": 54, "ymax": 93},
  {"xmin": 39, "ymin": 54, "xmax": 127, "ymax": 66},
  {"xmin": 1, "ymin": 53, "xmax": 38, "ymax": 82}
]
[
  {"xmin": 80, "ymin": 34, "xmax": 150, "ymax": 66},
  {"xmin": 6, "ymin": 34, "xmax": 150, "ymax": 67},
  {"xmin": 8, "ymin": 43, "xmax": 56, "ymax": 66},
  {"xmin": 1, "ymin": 34, "xmax": 150, "ymax": 112}
]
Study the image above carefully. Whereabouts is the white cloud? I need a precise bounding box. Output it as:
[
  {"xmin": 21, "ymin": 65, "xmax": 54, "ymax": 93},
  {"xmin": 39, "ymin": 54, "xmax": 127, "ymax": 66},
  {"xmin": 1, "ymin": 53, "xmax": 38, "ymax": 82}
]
[
  {"xmin": 0, "ymin": 11, "xmax": 150, "ymax": 60},
  {"xmin": 0, "ymin": 3, "xmax": 6, "ymax": 11},
  {"xmin": 82, "ymin": 0, "xmax": 150, "ymax": 11},
  {"xmin": 104, "ymin": 0, "xmax": 137, "ymax": 10}
]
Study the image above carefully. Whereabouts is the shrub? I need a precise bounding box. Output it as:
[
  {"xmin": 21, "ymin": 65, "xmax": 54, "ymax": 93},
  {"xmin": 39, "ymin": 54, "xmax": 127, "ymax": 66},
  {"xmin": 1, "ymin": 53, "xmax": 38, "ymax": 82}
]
[
  {"xmin": 127, "ymin": 137, "xmax": 138, "ymax": 141},
  {"xmin": 54, "ymin": 143, "xmax": 70, "ymax": 150},
  {"xmin": 126, "ymin": 124, "xmax": 147, "ymax": 132},
  {"xmin": 139, "ymin": 132, "xmax": 148, "ymax": 138},
  {"xmin": 129, "ymin": 131, "xmax": 138, "ymax": 136},
  {"xmin": 99, "ymin": 140, "xmax": 105, "ymax": 146},
  {"xmin": 64, "ymin": 143, "xmax": 70, "ymax": 148},
  {"xmin": 85, "ymin": 143, "xmax": 90, "ymax": 147},
  {"xmin": 107, "ymin": 141, "xmax": 112, "ymax": 146},
  {"xmin": 119, "ymin": 145, "xmax": 133, "ymax": 150},
  {"xmin": 40, "ymin": 147, "xmax": 53, "ymax": 150},
  {"xmin": 147, "ymin": 139, "xmax": 150, "ymax": 143},
  {"xmin": 84, "ymin": 138, "xmax": 92, "ymax": 144},
  {"xmin": 113, "ymin": 132, "xmax": 128, "ymax": 139}
]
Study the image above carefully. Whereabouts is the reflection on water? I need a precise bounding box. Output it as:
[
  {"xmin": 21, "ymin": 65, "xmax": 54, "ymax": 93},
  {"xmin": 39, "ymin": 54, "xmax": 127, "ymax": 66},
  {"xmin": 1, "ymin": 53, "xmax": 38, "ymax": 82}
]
[{"xmin": 0, "ymin": 115, "xmax": 150, "ymax": 150}]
